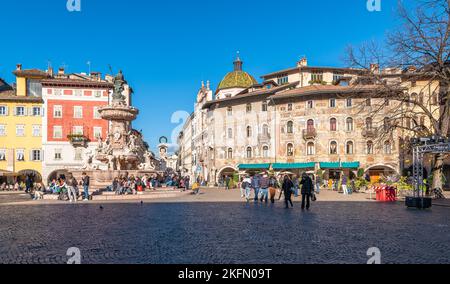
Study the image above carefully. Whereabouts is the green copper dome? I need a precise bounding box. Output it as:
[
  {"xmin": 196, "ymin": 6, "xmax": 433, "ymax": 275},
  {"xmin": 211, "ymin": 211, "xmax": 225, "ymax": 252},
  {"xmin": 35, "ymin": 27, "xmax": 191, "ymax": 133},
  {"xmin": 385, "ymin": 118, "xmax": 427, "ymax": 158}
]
[{"xmin": 217, "ymin": 54, "xmax": 258, "ymax": 91}]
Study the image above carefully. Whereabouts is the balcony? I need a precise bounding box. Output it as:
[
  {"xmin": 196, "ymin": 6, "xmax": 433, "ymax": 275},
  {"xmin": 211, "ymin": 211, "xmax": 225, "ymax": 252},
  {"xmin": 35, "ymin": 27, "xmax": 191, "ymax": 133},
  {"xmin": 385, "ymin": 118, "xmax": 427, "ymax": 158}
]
[
  {"xmin": 68, "ymin": 134, "xmax": 89, "ymax": 148},
  {"xmin": 258, "ymin": 133, "xmax": 271, "ymax": 144},
  {"xmin": 362, "ymin": 128, "xmax": 378, "ymax": 138},
  {"xmin": 302, "ymin": 128, "xmax": 317, "ymax": 140}
]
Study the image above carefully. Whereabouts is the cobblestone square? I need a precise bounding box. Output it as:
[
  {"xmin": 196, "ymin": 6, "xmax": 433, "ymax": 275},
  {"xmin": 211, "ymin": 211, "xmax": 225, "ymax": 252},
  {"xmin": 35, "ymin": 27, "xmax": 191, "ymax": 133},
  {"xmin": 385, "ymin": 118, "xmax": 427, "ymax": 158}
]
[{"xmin": 0, "ymin": 189, "xmax": 449, "ymax": 264}]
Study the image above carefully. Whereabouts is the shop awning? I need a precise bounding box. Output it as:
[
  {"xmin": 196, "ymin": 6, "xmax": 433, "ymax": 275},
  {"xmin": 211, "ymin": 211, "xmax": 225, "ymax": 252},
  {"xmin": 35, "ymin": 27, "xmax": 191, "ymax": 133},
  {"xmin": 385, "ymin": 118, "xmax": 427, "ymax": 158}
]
[
  {"xmin": 238, "ymin": 164, "xmax": 271, "ymax": 170},
  {"xmin": 341, "ymin": 162, "xmax": 360, "ymax": 169},
  {"xmin": 319, "ymin": 162, "xmax": 360, "ymax": 169},
  {"xmin": 272, "ymin": 163, "xmax": 316, "ymax": 170}
]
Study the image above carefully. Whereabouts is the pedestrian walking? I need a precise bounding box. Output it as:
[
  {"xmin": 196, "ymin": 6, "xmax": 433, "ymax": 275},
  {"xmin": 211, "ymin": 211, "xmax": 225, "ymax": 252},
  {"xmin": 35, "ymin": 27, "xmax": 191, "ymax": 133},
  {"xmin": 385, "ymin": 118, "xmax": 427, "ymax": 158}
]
[
  {"xmin": 342, "ymin": 174, "xmax": 348, "ymax": 195},
  {"xmin": 315, "ymin": 174, "xmax": 321, "ymax": 194},
  {"xmin": 242, "ymin": 175, "xmax": 252, "ymax": 202},
  {"xmin": 67, "ymin": 175, "xmax": 78, "ymax": 203},
  {"xmin": 251, "ymin": 174, "xmax": 261, "ymax": 202},
  {"xmin": 300, "ymin": 173, "xmax": 313, "ymax": 210},
  {"xmin": 269, "ymin": 176, "xmax": 279, "ymax": 204},
  {"xmin": 81, "ymin": 172, "xmax": 90, "ymax": 201},
  {"xmin": 225, "ymin": 175, "xmax": 231, "ymax": 190},
  {"xmin": 281, "ymin": 175, "xmax": 294, "ymax": 209},
  {"xmin": 259, "ymin": 173, "xmax": 269, "ymax": 203}
]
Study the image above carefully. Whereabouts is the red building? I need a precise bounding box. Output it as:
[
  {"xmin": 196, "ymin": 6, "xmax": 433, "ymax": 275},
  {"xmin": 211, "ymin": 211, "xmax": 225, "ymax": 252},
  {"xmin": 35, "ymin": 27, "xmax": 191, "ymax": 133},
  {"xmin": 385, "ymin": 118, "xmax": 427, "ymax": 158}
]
[{"xmin": 41, "ymin": 69, "xmax": 113, "ymax": 181}]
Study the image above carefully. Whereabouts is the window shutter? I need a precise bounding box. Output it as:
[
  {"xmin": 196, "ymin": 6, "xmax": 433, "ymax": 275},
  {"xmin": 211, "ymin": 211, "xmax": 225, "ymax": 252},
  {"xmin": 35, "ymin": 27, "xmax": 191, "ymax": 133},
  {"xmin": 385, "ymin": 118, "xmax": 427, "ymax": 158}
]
[
  {"xmin": 41, "ymin": 107, "xmax": 45, "ymax": 117},
  {"xmin": 13, "ymin": 107, "xmax": 17, "ymax": 116},
  {"xmin": 4, "ymin": 106, "xmax": 8, "ymax": 116},
  {"xmin": 29, "ymin": 150, "xmax": 33, "ymax": 161}
]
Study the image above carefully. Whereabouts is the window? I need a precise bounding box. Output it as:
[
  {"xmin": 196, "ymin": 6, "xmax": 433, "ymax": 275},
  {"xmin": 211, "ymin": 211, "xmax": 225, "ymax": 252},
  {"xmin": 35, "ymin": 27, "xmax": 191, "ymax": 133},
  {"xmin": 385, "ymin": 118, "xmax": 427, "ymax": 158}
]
[
  {"xmin": 227, "ymin": 107, "xmax": 232, "ymax": 116},
  {"xmin": 384, "ymin": 117, "xmax": 390, "ymax": 131},
  {"xmin": 307, "ymin": 100, "xmax": 314, "ymax": 109},
  {"xmin": 54, "ymin": 89, "xmax": 62, "ymax": 96},
  {"xmin": 15, "ymin": 106, "xmax": 25, "ymax": 116},
  {"xmin": 418, "ymin": 93, "xmax": 424, "ymax": 104},
  {"xmin": 262, "ymin": 124, "xmax": 269, "ymax": 135},
  {"xmin": 32, "ymin": 106, "xmax": 41, "ymax": 116},
  {"xmin": 27, "ymin": 79, "xmax": 42, "ymax": 97},
  {"xmin": 0, "ymin": 106, "xmax": 7, "ymax": 116},
  {"xmin": 329, "ymin": 98, "xmax": 336, "ymax": 108},
  {"xmin": 246, "ymin": 147, "xmax": 253, "ymax": 159},
  {"xmin": 0, "ymin": 149, "xmax": 5, "ymax": 161},
  {"xmin": 287, "ymin": 121, "xmax": 294, "ymax": 134},
  {"xmin": 366, "ymin": 98, "xmax": 371, "ymax": 106},
  {"xmin": 227, "ymin": 148, "xmax": 233, "ymax": 159},
  {"xmin": 246, "ymin": 103, "xmax": 252, "ymax": 113},
  {"xmin": 53, "ymin": 105, "xmax": 62, "ymax": 118},
  {"xmin": 346, "ymin": 141, "xmax": 354, "ymax": 155},
  {"xmin": 330, "ymin": 141, "xmax": 338, "ymax": 155},
  {"xmin": 307, "ymin": 119, "xmax": 315, "ymax": 131},
  {"xmin": 277, "ymin": 73, "xmax": 289, "ymax": 85},
  {"xmin": 307, "ymin": 142, "xmax": 315, "ymax": 156},
  {"xmin": 262, "ymin": 102, "xmax": 268, "ymax": 112},
  {"xmin": 32, "ymin": 125, "xmax": 41, "ymax": 137},
  {"xmin": 93, "ymin": 127, "xmax": 103, "ymax": 139},
  {"xmin": 346, "ymin": 117, "xmax": 354, "ymax": 132},
  {"xmin": 366, "ymin": 117, "xmax": 373, "ymax": 129},
  {"xmin": 263, "ymin": 146, "xmax": 269, "ymax": 158},
  {"xmin": 287, "ymin": 143, "xmax": 294, "ymax": 157},
  {"xmin": 93, "ymin": 107, "xmax": 102, "ymax": 119},
  {"xmin": 16, "ymin": 125, "xmax": 25, "ymax": 137},
  {"xmin": 346, "ymin": 98, "xmax": 352, "ymax": 107},
  {"xmin": 74, "ymin": 106, "xmax": 83, "ymax": 119},
  {"xmin": 53, "ymin": 126, "xmax": 63, "ymax": 139},
  {"xmin": 287, "ymin": 104, "xmax": 293, "ymax": 111},
  {"xmin": 420, "ymin": 116, "xmax": 426, "ymax": 126},
  {"xmin": 0, "ymin": 125, "xmax": 6, "ymax": 136},
  {"xmin": 73, "ymin": 126, "xmax": 84, "ymax": 135},
  {"xmin": 74, "ymin": 89, "xmax": 82, "ymax": 97},
  {"xmin": 311, "ymin": 71, "xmax": 323, "ymax": 82},
  {"xmin": 246, "ymin": 126, "xmax": 252, "ymax": 138},
  {"xmin": 54, "ymin": 149, "xmax": 62, "ymax": 160},
  {"xmin": 227, "ymin": 128, "xmax": 233, "ymax": 139},
  {"xmin": 385, "ymin": 98, "xmax": 390, "ymax": 106},
  {"xmin": 333, "ymin": 72, "xmax": 344, "ymax": 83},
  {"xmin": 367, "ymin": 141, "xmax": 374, "ymax": 154},
  {"xmin": 74, "ymin": 148, "xmax": 83, "ymax": 161},
  {"xmin": 432, "ymin": 92, "xmax": 439, "ymax": 105},
  {"xmin": 16, "ymin": 149, "xmax": 25, "ymax": 161},
  {"xmin": 330, "ymin": 118, "xmax": 337, "ymax": 131},
  {"xmin": 31, "ymin": 150, "xmax": 42, "ymax": 161},
  {"xmin": 384, "ymin": 141, "xmax": 392, "ymax": 154}
]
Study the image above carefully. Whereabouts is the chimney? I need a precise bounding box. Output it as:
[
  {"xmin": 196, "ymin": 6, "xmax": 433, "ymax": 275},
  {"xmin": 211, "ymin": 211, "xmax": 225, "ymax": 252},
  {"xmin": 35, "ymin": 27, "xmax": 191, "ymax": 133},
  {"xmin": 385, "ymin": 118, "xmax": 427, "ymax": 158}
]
[
  {"xmin": 298, "ymin": 57, "xmax": 308, "ymax": 67},
  {"xmin": 48, "ymin": 67, "xmax": 54, "ymax": 77},
  {"xmin": 207, "ymin": 80, "xmax": 210, "ymax": 91},
  {"xmin": 370, "ymin": 63, "xmax": 380, "ymax": 74},
  {"xmin": 16, "ymin": 64, "xmax": 22, "ymax": 71},
  {"xmin": 58, "ymin": 67, "xmax": 65, "ymax": 75}
]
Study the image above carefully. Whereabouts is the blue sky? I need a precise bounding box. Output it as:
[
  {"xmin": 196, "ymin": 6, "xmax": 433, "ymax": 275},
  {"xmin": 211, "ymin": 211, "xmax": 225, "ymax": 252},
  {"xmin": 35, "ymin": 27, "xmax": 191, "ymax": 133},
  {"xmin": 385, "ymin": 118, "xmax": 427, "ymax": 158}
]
[{"xmin": 0, "ymin": 0, "xmax": 399, "ymax": 151}]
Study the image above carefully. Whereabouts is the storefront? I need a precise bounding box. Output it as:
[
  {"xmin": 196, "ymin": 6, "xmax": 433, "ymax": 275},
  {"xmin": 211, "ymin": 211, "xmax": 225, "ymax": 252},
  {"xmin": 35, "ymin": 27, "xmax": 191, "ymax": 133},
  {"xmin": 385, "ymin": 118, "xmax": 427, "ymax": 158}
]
[{"xmin": 320, "ymin": 162, "xmax": 360, "ymax": 186}]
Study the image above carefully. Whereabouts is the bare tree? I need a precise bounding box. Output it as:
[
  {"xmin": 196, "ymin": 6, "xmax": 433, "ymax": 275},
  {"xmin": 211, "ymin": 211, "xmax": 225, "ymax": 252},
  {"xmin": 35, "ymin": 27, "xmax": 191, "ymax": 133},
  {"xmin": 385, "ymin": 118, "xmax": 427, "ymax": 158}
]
[{"xmin": 346, "ymin": 0, "xmax": 450, "ymax": 192}]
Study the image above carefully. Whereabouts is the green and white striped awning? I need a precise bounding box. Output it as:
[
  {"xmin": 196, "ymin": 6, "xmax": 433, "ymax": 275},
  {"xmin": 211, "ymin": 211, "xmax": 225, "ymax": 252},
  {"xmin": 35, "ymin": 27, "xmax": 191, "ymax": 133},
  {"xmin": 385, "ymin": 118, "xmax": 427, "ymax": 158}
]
[{"xmin": 272, "ymin": 163, "xmax": 316, "ymax": 170}]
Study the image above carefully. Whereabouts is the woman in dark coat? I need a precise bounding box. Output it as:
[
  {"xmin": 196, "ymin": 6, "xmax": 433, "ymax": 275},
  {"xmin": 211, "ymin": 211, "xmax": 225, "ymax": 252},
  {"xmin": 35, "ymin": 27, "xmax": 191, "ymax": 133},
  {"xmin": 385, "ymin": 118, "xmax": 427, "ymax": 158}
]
[
  {"xmin": 300, "ymin": 173, "xmax": 314, "ymax": 210},
  {"xmin": 281, "ymin": 175, "xmax": 294, "ymax": 209}
]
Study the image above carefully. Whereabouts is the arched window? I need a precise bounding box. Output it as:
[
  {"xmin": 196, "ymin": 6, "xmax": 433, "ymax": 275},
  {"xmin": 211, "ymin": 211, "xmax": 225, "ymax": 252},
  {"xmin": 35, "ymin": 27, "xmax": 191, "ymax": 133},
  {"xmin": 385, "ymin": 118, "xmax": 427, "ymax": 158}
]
[
  {"xmin": 384, "ymin": 141, "xmax": 392, "ymax": 154},
  {"xmin": 246, "ymin": 103, "xmax": 252, "ymax": 113},
  {"xmin": 367, "ymin": 141, "xmax": 374, "ymax": 154},
  {"xmin": 346, "ymin": 141, "xmax": 354, "ymax": 155},
  {"xmin": 287, "ymin": 143, "xmax": 294, "ymax": 157},
  {"xmin": 288, "ymin": 104, "xmax": 293, "ymax": 111},
  {"xmin": 307, "ymin": 119, "xmax": 315, "ymax": 131},
  {"xmin": 366, "ymin": 117, "xmax": 373, "ymax": 130},
  {"xmin": 227, "ymin": 148, "xmax": 233, "ymax": 159},
  {"xmin": 246, "ymin": 147, "xmax": 253, "ymax": 159},
  {"xmin": 330, "ymin": 141, "xmax": 338, "ymax": 155},
  {"xmin": 227, "ymin": 106, "xmax": 233, "ymax": 116},
  {"xmin": 246, "ymin": 126, "xmax": 252, "ymax": 138},
  {"xmin": 330, "ymin": 118, "xmax": 337, "ymax": 131},
  {"xmin": 346, "ymin": 117, "xmax": 354, "ymax": 132},
  {"xmin": 262, "ymin": 124, "xmax": 269, "ymax": 135},
  {"xmin": 227, "ymin": 128, "xmax": 233, "ymax": 139},
  {"xmin": 411, "ymin": 92, "xmax": 418, "ymax": 102},
  {"xmin": 262, "ymin": 146, "xmax": 269, "ymax": 158},
  {"xmin": 287, "ymin": 121, "xmax": 294, "ymax": 134},
  {"xmin": 307, "ymin": 142, "xmax": 315, "ymax": 156}
]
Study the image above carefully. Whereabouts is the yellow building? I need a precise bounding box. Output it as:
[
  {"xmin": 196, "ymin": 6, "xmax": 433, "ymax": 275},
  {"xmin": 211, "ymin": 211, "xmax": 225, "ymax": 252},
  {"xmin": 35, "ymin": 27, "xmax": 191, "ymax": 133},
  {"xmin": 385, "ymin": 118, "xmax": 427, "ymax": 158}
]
[{"xmin": 0, "ymin": 65, "xmax": 48, "ymax": 182}]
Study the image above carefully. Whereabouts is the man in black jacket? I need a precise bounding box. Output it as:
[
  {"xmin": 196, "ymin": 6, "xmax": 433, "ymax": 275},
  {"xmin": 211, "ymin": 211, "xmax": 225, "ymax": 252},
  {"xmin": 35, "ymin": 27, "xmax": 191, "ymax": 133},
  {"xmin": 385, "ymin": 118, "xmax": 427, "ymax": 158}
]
[
  {"xmin": 82, "ymin": 172, "xmax": 90, "ymax": 201},
  {"xmin": 300, "ymin": 173, "xmax": 313, "ymax": 210}
]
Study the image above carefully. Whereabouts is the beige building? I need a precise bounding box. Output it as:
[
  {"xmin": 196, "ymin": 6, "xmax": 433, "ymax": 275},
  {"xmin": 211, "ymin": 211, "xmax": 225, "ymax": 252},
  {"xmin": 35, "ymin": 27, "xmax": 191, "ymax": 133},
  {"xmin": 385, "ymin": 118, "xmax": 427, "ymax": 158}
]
[{"xmin": 178, "ymin": 56, "xmax": 448, "ymax": 187}]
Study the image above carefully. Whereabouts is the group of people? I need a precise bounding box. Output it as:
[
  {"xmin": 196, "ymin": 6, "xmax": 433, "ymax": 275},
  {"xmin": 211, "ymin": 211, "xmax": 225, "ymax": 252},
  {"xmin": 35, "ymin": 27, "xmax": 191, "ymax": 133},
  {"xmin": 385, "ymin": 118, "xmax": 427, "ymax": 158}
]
[
  {"xmin": 45, "ymin": 172, "xmax": 91, "ymax": 202},
  {"xmin": 240, "ymin": 173, "xmax": 317, "ymax": 210},
  {"xmin": 109, "ymin": 173, "xmax": 192, "ymax": 195},
  {"xmin": 0, "ymin": 174, "xmax": 37, "ymax": 193}
]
